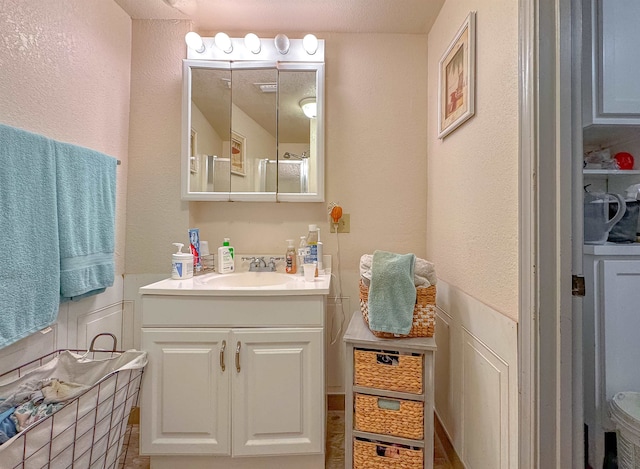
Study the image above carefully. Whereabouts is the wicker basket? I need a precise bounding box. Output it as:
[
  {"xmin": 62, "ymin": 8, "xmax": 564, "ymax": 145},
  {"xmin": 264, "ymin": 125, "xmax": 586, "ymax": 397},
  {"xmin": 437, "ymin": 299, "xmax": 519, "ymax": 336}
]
[
  {"xmin": 353, "ymin": 438, "xmax": 424, "ymax": 469},
  {"xmin": 354, "ymin": 349, "xmax": 423, "ymax": 394},
  {"xmin": 355, "ymin": 394, "xmax": 424, "ymax": 440},
  {"xmin": 359, "ymin": 279, "xmax": 436, "ymax": 338}
]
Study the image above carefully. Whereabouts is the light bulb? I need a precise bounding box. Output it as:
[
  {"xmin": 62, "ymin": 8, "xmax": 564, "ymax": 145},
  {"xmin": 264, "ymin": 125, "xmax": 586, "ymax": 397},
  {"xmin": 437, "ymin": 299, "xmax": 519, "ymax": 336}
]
[
  {"xmin": 214, "ymin": 32, "xmax": 233, "ymax": 54},
  {"xmin": 244, "ymin": 33, "xmax": 261, "ymax": 54},
  {"xmin": 274, "ymin": 34, "xmax": 290, "ymax": 55},
  {"xmin": 185, "ymin": 32, "xmax": 205, "ymax": 53},
  {"xmin": 299, "ymin": 97, "xmax": 317, "ymax": 119},
  {"xmin": 302, "ymin": 34, "xmax": 319, "ymax": 55}
]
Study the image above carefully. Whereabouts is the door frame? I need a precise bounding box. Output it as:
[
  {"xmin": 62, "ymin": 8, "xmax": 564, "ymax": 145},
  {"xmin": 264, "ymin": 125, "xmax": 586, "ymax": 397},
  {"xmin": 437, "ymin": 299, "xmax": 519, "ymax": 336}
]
[{"xmin": 519, "ymin": 0, "xmax": 578, "ymax": 467}]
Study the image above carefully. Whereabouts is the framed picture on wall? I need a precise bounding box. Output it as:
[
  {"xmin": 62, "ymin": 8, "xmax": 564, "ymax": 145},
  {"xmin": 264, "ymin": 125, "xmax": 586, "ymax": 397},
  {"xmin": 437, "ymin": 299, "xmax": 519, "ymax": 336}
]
[
  {"xmin": 231, "ymin": 131, "xmax": 246, "ymax": 176},
  {"xmin": 438, "ymin": 11, "xmax": 476, "ymax": 139}
]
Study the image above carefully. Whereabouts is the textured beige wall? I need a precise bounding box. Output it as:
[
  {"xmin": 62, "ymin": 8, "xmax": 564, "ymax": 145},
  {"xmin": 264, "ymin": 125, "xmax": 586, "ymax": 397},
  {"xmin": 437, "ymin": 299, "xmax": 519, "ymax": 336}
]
[
  {"xmin": 124, "ymin": 28, "xmax": 429, "ymax": 302},
  {"xmin": 0, "ymin": 0, "xmax": 131, "ymax": 275},
  {"xmin": 427, "ymin": 1, "xmax": 519, "ymax": 320},
  {"xmin": 125, "ymin": 20, "xmax": 191, "ymax": 274}
]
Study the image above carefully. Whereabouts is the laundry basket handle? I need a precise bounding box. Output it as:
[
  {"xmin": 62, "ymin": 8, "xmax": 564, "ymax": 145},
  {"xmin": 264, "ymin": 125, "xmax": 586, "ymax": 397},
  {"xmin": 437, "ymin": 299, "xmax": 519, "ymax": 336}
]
[{"xmin": 89, "ymin": 333, "xmax": 118, "ymax": 352}]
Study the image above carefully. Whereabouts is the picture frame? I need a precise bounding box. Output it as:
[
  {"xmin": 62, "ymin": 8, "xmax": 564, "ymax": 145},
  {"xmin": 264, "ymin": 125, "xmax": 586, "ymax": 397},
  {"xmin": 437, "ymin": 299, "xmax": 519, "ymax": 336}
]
[
  {"xmin": 438, "ymin": 11, "xmax": 476, "ymax": 139},
  {"xmin": 231, "ymin": 131, "xmax": 246, "ymax": 176}
]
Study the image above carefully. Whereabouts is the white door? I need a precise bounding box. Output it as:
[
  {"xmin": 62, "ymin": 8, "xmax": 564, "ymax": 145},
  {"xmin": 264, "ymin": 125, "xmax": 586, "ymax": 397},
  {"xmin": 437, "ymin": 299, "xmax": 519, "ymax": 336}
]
[
  {"xmin": 140, "ymin": 328, "xmax": 230, "ymax": 455},
  {"xmin": 231, "ymin": 328, "xmax": 324, "ymax": 456}
]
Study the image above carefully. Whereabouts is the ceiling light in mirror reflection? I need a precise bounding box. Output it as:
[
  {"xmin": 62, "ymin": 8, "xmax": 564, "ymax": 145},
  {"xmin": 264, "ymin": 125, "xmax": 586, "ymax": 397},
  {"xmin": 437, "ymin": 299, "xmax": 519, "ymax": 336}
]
[{"xmin": 299, "ymin": 97, "xmax": 317, "ymax": 119}]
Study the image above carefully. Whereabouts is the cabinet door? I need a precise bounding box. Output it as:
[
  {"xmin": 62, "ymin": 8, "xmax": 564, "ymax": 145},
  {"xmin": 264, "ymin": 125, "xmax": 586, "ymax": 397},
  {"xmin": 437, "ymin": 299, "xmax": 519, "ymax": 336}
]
[
  {"xmin": 601, "ymin": 261, "xmax": 640, "ymax": 404},
  {"xmin": 600, "ymin": 0, "xmax": 640, "ymax": 116},
  {"xmin": 140, "ymin": 328, "xmax": 230, "ymax": 455},
  {"xmin": 231, "ymin": 328, "xmax": 324, "ymax": 456}
]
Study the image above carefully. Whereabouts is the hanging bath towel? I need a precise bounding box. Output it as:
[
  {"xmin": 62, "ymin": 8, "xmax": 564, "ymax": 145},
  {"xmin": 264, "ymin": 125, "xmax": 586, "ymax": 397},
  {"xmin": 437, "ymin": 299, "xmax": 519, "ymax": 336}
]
[
  {"xmin": 0, "ymin": 124, "xmax": 60, "ymax": 348},
  {"xmin": 55, "ymin": 141, "xmax": 117, "ymax": 300}
]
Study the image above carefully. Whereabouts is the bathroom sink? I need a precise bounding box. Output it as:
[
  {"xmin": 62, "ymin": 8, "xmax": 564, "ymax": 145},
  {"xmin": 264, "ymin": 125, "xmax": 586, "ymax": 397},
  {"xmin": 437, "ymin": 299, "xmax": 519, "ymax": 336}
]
[{"xmin": 205, "ymin": 271, "xmax": 294, "ymax": 288}]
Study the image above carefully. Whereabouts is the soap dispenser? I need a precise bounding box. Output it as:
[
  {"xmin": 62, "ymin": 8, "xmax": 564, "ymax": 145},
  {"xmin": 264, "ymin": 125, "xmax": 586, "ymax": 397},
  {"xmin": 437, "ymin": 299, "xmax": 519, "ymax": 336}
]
[
  {"xmin": 171, "ymin": 243, "xmax": 193, "ymax": 280},
  {"xmin": 217, "ymin": 238, "xmax": 235, "ymax": 274}
]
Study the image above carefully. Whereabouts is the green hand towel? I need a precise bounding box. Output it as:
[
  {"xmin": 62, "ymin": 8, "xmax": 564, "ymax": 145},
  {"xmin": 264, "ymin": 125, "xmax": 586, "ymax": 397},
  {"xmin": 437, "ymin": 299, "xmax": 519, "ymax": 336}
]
[{"xmin": 368, "ymin": 250, "xmax": 416, "ymax": 335}]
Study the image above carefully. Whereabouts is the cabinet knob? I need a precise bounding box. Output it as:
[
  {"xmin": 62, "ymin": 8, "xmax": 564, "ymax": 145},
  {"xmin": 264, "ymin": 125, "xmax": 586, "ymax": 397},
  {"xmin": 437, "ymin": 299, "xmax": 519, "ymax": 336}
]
[
  {"xmin": 220, "ymin": 340, "xmax": 226, "ymax": 372},
  {"xmin": 235, "ymin": 341, "xmax": 241, "ymax": 372}
]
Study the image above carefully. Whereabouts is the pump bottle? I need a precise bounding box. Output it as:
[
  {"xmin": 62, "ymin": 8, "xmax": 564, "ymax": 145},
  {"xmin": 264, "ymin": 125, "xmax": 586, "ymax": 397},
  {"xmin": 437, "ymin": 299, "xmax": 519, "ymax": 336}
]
[
  {"xmin": 171, "ymin": 243, "xmax": 193, "ymax": 279},
  {"xmin": 217, "ymin": 238, "xmax": 235, "ymax": 274}
]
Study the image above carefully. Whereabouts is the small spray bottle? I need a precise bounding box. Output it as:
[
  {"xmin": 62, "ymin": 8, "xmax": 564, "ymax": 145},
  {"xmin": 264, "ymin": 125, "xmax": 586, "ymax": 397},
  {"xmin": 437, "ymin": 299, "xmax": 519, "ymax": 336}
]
[
  {"xmin": 285, "ymin": 239, "xmax": 297, "ymax": 274},
  {"xmin": 316, "ymin": 227, "xmax": 323, "ymax": 274}
]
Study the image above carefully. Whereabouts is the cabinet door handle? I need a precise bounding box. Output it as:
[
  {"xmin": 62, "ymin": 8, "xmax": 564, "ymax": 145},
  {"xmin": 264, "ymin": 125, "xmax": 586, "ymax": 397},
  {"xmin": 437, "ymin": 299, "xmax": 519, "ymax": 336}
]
[
  {"xmin": 235, "ymin": 341, "xmax": 241, "ymax": 372},
  {"xmin": 220, "ymin": 340, "xmax": 226, "ymax": 372}
]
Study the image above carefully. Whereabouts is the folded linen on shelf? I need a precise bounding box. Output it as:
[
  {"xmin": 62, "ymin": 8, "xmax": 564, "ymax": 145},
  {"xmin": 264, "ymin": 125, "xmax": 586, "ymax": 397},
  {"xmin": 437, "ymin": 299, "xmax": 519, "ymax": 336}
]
[
  {"xmin": 367, "ymin": 250, "xmax": 416, "ymax": 335},
  {"xmin": 359, "ymin": 253, "xmax": 437, "ymax": 287}
]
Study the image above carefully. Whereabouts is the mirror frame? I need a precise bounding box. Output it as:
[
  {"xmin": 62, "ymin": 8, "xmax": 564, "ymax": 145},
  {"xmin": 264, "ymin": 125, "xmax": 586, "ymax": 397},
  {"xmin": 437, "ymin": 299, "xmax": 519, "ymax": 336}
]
[{"xmin": 181, "ymin": 38, "xmax": 325, "ymax": 202}]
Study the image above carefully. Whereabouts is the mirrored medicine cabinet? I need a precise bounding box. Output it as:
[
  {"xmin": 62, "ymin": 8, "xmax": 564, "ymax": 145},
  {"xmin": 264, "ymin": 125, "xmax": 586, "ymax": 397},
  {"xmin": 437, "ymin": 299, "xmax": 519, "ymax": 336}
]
[{"xmin": 181, "ymin": 36, "xmax": 325, "ymax": 202}]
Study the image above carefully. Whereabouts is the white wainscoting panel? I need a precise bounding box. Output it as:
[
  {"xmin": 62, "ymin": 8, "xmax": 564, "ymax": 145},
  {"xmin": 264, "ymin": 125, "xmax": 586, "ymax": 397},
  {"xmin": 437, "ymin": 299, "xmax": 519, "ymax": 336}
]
[
  {"xmin": 0, "ymin": 325, "xmax": 58, "ymax": 376},
  {"xmin": 124, "ymin": 273, "xmax": 171, "ymax": 350},
  {"xmin": 434, "ymin": 279, "xmax": 518, "ymax": 469},
  {"xmin": 66, "ymin": 275, "xmax": 128, "ymax": 350}
]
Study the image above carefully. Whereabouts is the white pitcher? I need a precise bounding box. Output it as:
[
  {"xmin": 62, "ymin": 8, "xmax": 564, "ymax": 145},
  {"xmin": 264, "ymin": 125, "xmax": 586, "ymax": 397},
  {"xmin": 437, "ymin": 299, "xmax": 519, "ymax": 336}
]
[{"xmin": 584, "ymin": 191, "xmax": 626, "ymax": 245}]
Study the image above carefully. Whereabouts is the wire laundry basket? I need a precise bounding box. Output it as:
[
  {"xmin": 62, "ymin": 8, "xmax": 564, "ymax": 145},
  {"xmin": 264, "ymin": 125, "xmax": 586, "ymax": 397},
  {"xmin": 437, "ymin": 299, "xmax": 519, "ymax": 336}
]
[{"xmin": 0, "ymin": 333, "xmax": 147, "ymax": 469}]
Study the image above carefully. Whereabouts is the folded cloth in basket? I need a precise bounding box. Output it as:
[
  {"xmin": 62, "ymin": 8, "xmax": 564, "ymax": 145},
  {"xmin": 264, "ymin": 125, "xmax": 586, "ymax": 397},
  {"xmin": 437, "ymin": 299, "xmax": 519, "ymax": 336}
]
[
  {"xmin": 367, "ymin": 250, "xmax": 416, "ymax": 335},
  {"xmin": 359, "ymin": 253, "xmax": 436, "ymax": 288}
]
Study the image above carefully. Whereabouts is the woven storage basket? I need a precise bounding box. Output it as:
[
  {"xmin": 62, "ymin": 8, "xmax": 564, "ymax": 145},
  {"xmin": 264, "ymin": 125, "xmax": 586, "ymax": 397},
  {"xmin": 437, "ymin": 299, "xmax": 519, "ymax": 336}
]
[
  {"xmin": 354, "ymin": 349, "xmax": 423, "ymax": 394},
  {"xmin": 353, "ymin": 438, "xmax": 424, "ymax": 469},
  {"xmin": 355, "ymin": 394, "xmax": 424, "ymax": 440},
  {"xmin": 359, "ymin": 279, "xmax": 436, "ymax": 338}
]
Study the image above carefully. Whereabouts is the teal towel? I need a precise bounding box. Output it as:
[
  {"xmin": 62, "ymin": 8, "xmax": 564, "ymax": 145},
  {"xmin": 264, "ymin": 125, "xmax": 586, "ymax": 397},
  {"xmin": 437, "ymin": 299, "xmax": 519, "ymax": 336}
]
[
  {"xmin": 55, "ymin": 141, "xmax": 116, "ymax": 301},
  {"xmin": 368, "ymin": 250, "xmax": 416, "ymax": 335},
  {"xmin": 0, "ymin": 124, "xmax": 60, "ymax": 348}
]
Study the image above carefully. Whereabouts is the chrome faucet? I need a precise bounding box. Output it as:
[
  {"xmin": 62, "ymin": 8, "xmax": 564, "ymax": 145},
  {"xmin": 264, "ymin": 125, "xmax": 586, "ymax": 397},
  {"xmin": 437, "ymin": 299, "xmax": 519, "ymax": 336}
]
[{"xmin": 241, "ymin": 256, "xmax": 284, "ymax": 272}]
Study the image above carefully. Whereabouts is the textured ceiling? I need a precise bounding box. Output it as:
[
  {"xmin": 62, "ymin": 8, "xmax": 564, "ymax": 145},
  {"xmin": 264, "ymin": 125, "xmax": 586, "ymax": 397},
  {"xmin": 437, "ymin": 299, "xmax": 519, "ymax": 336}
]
[{"xmin": 114, "ymin": 0, "xmax": 445, "ymax": 35}]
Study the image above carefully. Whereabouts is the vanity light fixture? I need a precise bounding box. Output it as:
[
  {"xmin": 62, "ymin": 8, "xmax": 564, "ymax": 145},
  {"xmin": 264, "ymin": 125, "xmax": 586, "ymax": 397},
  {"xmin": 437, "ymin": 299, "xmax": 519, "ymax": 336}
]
[
  {"xmin": 185, "ymin": 32, "xmax": 205, "ymax": 53},
  {"xmin": 274, "ymin": 34, "xmax": 290, "ymax": 55},
  {"xmin": 299, "ymin": 97, "xmax": 317, "ymax": 119},
  {"xmin": 302, "ymin": 34, "xmax": 319, "ymax": 55},
  {"xmin": 244, "ymin": 33, "xmax": 261, "ymax": 54},
  {"xmin": 214, "ymin": 32, "xmax": 233, "ymax": 53}
]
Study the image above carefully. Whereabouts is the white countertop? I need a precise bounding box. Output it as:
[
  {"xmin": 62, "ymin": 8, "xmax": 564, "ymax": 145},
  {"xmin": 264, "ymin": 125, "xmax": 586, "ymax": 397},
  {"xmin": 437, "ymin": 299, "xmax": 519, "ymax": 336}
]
[
  {"xmin": 584, "ymin": 243, "xmax": 640, "ymax": 256},
  {"xmin": 139, "ymin": 271, "xmax": 331, "ymax": 297}
]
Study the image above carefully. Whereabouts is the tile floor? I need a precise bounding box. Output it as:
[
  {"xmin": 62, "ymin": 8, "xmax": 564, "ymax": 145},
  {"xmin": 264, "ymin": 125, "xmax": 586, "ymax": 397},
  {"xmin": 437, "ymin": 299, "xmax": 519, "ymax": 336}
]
[{"xmin": 119, "ymin": 411, "xmax": 462, "ymax": 469}]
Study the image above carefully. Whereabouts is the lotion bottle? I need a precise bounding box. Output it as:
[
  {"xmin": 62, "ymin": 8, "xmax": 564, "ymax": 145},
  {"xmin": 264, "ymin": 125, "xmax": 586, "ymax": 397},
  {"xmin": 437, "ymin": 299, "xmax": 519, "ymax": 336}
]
[
  {"xmin": 285, "ymin": 239, "xmax": 297, "ymax": 274},
  {"xmin": 217, "ymin": 238, "xmax": 235, "ymax": 274},
  {"xmin": 171, "ymin": 243, "xmax": 194, "ymax": 280}
]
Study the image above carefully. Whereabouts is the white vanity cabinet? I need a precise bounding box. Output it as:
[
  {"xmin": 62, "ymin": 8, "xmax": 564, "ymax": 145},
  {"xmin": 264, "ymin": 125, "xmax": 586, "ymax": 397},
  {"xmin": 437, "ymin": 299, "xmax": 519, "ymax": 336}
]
[
  {"xmin": 138, "ymin": 275, "xmax": 329, "ymax": 469},
  {"xmin": 583, "ymin": 0, "xmax": 640, "ymax": 125},
  {"xmin": 583, "ymin": 244, "xmax": 640, "ymax": 468}
]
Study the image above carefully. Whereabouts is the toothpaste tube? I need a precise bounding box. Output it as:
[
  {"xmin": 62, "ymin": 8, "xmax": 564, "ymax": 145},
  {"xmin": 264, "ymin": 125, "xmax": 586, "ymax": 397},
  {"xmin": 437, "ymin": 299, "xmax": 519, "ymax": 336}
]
[{"xmin": 188, "ymin": 228, "xmax": 201, "ymax": 272}]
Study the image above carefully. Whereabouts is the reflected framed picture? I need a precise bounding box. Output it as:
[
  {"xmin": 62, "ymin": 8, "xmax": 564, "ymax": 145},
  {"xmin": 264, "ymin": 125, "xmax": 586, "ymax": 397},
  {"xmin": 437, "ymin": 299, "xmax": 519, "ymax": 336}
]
[
  {"xmin": 438, "ymin": 11, "xmax": 476, "ymax": 139},
  {"xmin": 190, "ymin": 128, "xmax": 198, "ymax": 173},
  {"xmin": 231, "ymin": 131, "xmax": 246, "ymax": 176}
]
